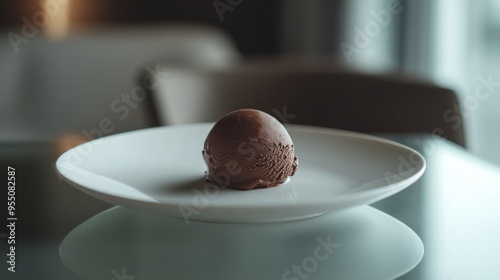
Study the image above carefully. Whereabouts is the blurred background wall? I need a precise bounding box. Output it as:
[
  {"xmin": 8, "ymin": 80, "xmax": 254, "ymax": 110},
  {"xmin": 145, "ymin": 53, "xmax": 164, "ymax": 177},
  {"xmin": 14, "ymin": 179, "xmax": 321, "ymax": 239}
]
[{"xmin": 1, "ymin": 0, "xmax": 500, "ymax": 166}]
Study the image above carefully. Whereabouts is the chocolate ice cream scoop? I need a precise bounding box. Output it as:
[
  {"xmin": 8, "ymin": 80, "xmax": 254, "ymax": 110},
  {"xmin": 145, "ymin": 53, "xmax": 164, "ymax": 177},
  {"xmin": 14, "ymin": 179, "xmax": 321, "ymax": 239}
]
[{"xmin": 202, "ymin": 109, "xmax": 298, "ymax": 190}]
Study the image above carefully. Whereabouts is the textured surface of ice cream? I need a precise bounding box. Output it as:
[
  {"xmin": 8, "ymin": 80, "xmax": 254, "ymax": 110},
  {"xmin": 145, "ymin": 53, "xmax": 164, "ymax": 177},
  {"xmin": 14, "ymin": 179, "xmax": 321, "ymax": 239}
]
[{"xmin": 202, "ymin": 109, "xmax": 298, "ymax": 190}]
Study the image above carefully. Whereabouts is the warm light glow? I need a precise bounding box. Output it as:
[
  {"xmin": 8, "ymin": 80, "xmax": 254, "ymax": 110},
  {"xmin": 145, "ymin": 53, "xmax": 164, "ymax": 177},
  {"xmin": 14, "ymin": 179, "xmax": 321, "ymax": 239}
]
[{"xmin": 42, "ymin": 0, "xmax": 71, "ymax": 38}]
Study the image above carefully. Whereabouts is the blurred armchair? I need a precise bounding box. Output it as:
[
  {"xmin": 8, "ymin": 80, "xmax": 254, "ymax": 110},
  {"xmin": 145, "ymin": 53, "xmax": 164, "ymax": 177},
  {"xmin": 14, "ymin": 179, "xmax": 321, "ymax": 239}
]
[
  {"xmin": 146, "ymin": 59, "xmax": 466, "ymax": 147},
  {"xmin": 0, "ymin": 24, "xmax": 240, "ymax": 142}
]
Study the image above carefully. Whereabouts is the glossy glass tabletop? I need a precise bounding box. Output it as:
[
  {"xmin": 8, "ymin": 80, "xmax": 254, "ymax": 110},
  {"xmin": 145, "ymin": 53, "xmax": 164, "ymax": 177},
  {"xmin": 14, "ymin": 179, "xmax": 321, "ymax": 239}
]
[{"xmin": 1, "ymin": 134, "xmax": 500, "ymax": 280}]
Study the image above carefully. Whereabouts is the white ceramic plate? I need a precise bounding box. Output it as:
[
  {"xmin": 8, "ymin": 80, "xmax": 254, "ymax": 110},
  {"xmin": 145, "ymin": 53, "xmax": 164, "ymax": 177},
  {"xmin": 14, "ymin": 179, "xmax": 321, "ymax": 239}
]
[
  {"xmin": 60, "ymin": 206, "xmax": 424, "ymax": 280},
  {"xmin": 56, "ymin": 123, "xmax": 425, "ymax": 223}
]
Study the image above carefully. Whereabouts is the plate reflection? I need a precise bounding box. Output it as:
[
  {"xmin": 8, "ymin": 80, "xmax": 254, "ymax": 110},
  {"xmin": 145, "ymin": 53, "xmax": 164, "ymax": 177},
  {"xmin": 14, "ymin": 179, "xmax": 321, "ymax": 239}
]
[{"xmin": 60, "ymin": 206, "xmax": 423, "ymax": 280}]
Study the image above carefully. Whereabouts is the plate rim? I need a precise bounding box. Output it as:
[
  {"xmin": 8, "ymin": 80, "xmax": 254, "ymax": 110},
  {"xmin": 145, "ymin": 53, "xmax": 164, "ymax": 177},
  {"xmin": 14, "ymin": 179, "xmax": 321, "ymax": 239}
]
[{"xmin": 56, "ymin": 123, "xmax": 426, "ymax": 221}]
